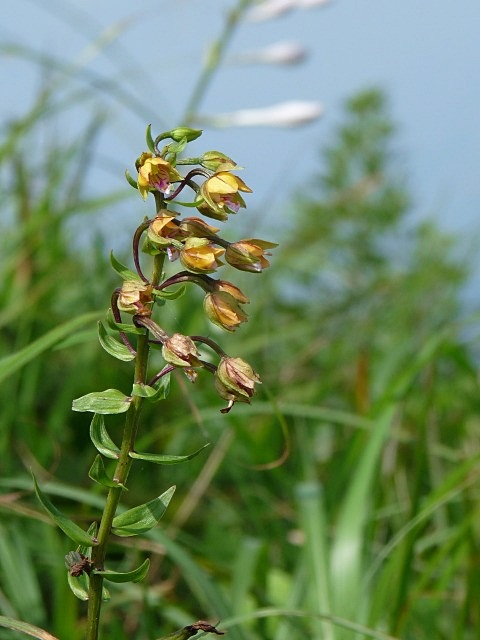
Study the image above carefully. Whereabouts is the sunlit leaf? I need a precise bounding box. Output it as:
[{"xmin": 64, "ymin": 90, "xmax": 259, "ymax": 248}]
[
  {"xmin": 89, "ymin": 414, "xmax": 120, "ymax": 459},
  {"xmin": 72, "ymin": 389, "xmax": 132, "ymax": 414},
  {"xmin": 112, "ymin": 486, "xmax": 175, "ymax": 537},
  {"xmin": 98, "ymin": 321, "xmax": 136, "ymax": 361}
]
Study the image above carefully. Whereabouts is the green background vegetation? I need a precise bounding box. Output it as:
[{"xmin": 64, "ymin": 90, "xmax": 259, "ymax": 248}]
[{"xmin": 1, "ymin": 25, "xmax": 479, "ymax": 640}]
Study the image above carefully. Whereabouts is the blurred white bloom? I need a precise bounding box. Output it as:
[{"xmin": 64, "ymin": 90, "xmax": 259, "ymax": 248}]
[
  {"xmin": 202, "ymin": 101, "xmax": 324, "ymax": 128},
  {"xmin": 247, "ymin": 0, "xmax": 331, "ymax": 22},
  {"xmin": 247, "ymin": 0, "xmax": 294, "ymax": 22},
  {"xmin": 296, "ymin": 0, "xmax": 331, "ymax": 7},
  {"xmin": 234, "ymin": 41, "xmax": 307, "ymax": 65}
]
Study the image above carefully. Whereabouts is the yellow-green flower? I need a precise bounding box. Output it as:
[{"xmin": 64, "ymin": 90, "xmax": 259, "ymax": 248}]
[
  {"xmin": 117, "ymin": 280, "xmax": 153, "ymax": 315},
  {"xmin": 147, "ymin": 213, "xmax": 181, "ymax": 246},
  {"xmin": 225, "ymin": 238, "xmax": 277, "ymax": 272},
  {"xmin": 197, "ymin": 171, "xmax": 252, "ymax": 220},
  {"xmin": 204, "ymin": 291, "xmax": 248, "ymax": 332},
  {"xmin": 178, "ymin": 216, "xmax": 220, "ymax": 238},
  {"xmin": 180, "ymin": 237, "xmax": 224, "ymax": 273},
  {"xmin": 137, "ymin": 153, "xmax": 183, "ymax": 200}
]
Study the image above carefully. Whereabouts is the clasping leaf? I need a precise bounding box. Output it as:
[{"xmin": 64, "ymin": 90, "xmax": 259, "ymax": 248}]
[
  {"xmin": 72, "ymin": 389, "xmax": 132, "ymax": 414},
  {"xmin": 112, "ymin": 486, "xmax": 175, "ymax": 537}
]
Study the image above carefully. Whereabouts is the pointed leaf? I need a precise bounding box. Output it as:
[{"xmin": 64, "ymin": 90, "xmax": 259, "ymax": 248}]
[
  {"xmin": 145, "ymin": 123, "xmax": 155, "ymax": 153},
  {"xmin": 112, "ymin": 486, "xmax": 175, "ymax": 537},
  {"xmin": 89, "ymin": 414, "xmax": 120, "ymax": 459},
  {"xmin": 0, "ymin": 615, "xmax": 60, "ymax": 639},
  {"xmin": 72, "ymin": 389, "xmax": 132, "ymax": 414},
  {"xmin": 32, "ymin": 474, "xmax": 96, "ymax": 546},
  {"xmin": 132, "ymin": 376, "xmax": 170, "ymax": 402},
  {"xmin": 94, "ymin": 558, "xmax": 150, "ymax": 583},
  {"xmin": 129, "ymin": 444, "xmax": 209, "ymax": 465},
  {"xmin": 106, "ymin": 308, "xmax": 144, "ymax": 335},
  {"xmin": 110, "ymin": 251, "xmax": 142, "ymax": 282},
  {"xmin": 67, "ymin": 572, "xmax": 110, "ymax": 602},
  {"xmin": 132, "ymin": 383, "xmax": 158, "ymax": 398},
  {"xmin": 125, "ymin": 168, "xmax": 138, "ymax": 189},
  {"xmin": 67, "ymin": 572, "xmax": 89, "ymax": 601},
  {"xmin": 152, "ymin": 285, "xmax": 186, "ymax": 301},
  {"xmin": 89, "ymin": 455, "xmax": 126, "ymax": 489},
  {"xmin": 98, "ymin": 322, "xmax": 136, "ymax": 362}
]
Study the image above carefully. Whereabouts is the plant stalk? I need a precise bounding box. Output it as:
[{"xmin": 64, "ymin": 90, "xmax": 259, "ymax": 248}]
[{"xmin": 86, "ymin": 252, "xmax": 165, "ymax": 640}]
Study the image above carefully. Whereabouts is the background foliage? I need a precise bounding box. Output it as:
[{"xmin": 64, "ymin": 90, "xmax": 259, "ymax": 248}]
[{"xmin": 1, "ymin": 10, "xmax": 479, "ymax": 640}]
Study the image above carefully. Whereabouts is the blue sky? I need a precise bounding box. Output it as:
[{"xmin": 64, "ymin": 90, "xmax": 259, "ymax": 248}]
[{"xmin": 1, "ymin": 0, "xmax": 479, "ymax": 247}]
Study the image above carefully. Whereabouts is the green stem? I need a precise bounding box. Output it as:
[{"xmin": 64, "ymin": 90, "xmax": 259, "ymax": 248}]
[
  {"xmin": 86, "ymin": 331, "xmax": 150, "ymax": 640},
  {"xmin": 86, "ymin": 192, "xmax": 167, "ymax": 638},
  {"xmin": 182, "ymin": 0, "xmax": 254, "ymax": 125}
]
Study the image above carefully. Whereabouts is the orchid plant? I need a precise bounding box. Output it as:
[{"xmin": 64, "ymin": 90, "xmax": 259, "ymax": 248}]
[{"xmin": 33, "ymin": 126, "xmax": 276, "ymax": 640}]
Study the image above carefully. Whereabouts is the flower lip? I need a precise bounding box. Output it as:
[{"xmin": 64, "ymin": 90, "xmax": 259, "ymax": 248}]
[{"xmin": 137, "ymin": 155, "xmax": 183, "ymax": 200}]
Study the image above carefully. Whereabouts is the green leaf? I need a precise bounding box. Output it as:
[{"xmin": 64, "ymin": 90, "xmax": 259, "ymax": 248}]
[
  {"xmin": 132, "ymin": 375, "xmax": 170, "ymax": 402},
  {"xmin": 67, "ymin": 572, "xmax": 89, "ymax": 601},
  {"xmin": 125, "ymin": 168, "xmax": 138, "ymax": 189},
  {"xmin": 89, "ymin": 455, "xmax": 126, "ymax": 489},
  {"xmin": 106, "ymin": 308, "xmax": 144, "ymax": 335},
  {"xmin": 112, "ymin": 486, "xmax": 175, "ymax": 537},
  {"xmin": 98, "ymin": 321, "xmax": 136, "ymax": 362},
  {"xmin": 32, "ymin": 474, "xmax": 96, "ymax": 546},
  {"xmin": 72, "ymin": 389, "xmax": 132, "ymax": 414},
  {"xmin": 89, "ymin": 414, "xmax": 120, "ymax": 459},
  {"xmin": 0, "ymin": 311, "xmax": 100, "ymax": 385},
  {"xmin": 110, "ymin": 251, "xmax": 142, "ymax": 282},
  {"xmin": 129, "ymin": 443, "xmax": 209, "ymax": 465},
  {"xmin": 145, "ymin": 123, "xmax": 155, "ymax": 153},
  {"xmin": 152, "ymin": 285, "xmax": 186, "ymax": 301},
  {"xmin": 132, "ymin": 383, "xmax": 158, "ymax": 398},
  {"xmin": 0, "ymin": 615, "xmax": 60, "ymax": 639},
  {"xmin": 67, "ymin": 572, "xmax": 110, "ymax": 602},
  {"xmin": 94, "ymin": 558, "xmax": 150, "ymax": 583}
]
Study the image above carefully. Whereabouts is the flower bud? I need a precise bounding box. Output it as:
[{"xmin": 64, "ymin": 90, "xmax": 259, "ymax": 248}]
[
  {"xmin": 225, "ymin": 238, "xmax": 278, "ymax": 272},
  {"xmin": 162, "ymin": 333, "xmax": 202, "ymax": 368},
  {"xmin": 204, "ymin": 291, "xmax": 248, "ymax": 332},
  {"xmin": 117, "ymin": 281, "xmax": 153, "ymax": 315},
  {"xmin": 214, "ymin": 356, "xmax": 261, "ymax": 413},
  {"xmin": 200, "ymin": 150, "xmax": 238, "ymax": 172},
  {"xmin": 180, "ymin": 237, "xmax": 225, "ymax": 273},
  {"xmin": 168, "ymin": 127, "xmax": 203, "ymax": 142},
  {"xmin": 178, "ymin": 216, "xmax": 220, "ymax": 238},
  {"xmin": 214, "ymin": 280, "xmax": 250, "ymax": 304}
]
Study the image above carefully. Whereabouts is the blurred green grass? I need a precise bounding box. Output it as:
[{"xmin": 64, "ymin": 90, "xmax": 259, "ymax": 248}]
[{"xmin": 1, "ymin": 27, "xmax": 479, "ymax": 640}]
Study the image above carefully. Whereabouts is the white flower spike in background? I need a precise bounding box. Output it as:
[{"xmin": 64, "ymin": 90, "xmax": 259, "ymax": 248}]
[{"xmin": 200, "ymin": 101, "xmax": 324, "ymax": 128}]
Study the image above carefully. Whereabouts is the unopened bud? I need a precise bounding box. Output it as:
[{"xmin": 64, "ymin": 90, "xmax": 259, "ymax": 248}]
[
  {"xmin": 214, "ymin": 356, "xmax": 261, "ymax": 413},
  {"xmin": 168, "ymin": 127, "xmax": 203, "ymax": 143},
  {"xmin": 162, "ymin": 334, "xmax": 202, "ymax": 368},
  {"xmin": 200, "ymin": 150, "xmax": 238, "ymax": 172}
]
